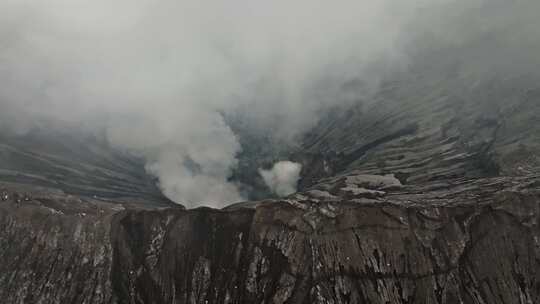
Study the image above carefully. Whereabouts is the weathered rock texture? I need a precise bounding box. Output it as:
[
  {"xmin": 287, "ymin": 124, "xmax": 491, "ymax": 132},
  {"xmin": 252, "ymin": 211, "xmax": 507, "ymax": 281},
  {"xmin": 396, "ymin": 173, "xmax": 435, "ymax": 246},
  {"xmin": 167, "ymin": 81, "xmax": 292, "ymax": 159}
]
[{"xmin": 1, "ymin": 172, "xmax": 540, "ymax": 303}]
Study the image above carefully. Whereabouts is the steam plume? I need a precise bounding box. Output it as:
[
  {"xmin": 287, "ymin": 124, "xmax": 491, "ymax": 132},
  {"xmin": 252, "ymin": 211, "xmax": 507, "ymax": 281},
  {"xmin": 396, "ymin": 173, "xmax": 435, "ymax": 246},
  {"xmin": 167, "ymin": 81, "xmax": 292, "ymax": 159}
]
[
  {"xmin": 1, "ymin": 0, "xmax": 539, "ymax": 207},
  {"xmin": 259, "ymin": 161, "xmax": 302, "ymax": 197}
]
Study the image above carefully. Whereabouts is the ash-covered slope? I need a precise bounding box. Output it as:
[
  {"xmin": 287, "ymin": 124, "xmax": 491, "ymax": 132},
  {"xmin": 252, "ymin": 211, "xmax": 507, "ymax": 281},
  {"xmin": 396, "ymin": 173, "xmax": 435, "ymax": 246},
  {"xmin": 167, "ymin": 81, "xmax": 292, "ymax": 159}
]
[
  {"xmin": 298, "ymin": 57, "xmax": 540, "ymax": 190},
  {"xmin": 0, "ymin": 128, "xmax": 172, "ymax": 206}
]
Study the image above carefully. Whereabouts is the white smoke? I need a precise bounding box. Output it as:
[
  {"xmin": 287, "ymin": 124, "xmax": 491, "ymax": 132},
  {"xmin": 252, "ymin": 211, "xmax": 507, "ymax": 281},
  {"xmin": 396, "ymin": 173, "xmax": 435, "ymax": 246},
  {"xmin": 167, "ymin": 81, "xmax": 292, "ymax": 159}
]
[
  {"xmin": 1, "ymin": 0, "xmax": 537, "ymax": 207},
  {"xmin": 259, "ymin": 161, "xmax": 302, "ymax": 197},
  {"xmin": 0, "ymin": 0, "xmax": 416, "ymax": 207}
]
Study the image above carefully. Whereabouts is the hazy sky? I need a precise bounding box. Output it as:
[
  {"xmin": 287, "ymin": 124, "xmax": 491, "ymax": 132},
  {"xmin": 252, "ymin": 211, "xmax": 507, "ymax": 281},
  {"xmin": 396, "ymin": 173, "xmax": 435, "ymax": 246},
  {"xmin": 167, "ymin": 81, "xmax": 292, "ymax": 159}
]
[{"xmin": 0, "ymin": 0, "xmax": 537, "ymax": 207}]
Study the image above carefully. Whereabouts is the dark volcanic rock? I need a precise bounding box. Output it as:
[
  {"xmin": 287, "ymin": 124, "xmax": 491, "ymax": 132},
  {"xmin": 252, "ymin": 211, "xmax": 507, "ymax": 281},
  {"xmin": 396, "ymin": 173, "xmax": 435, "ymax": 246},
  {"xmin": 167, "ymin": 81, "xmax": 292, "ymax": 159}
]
[{"xmin": 1, "ymin": 174, "xmax": 540, "ymax": 303}]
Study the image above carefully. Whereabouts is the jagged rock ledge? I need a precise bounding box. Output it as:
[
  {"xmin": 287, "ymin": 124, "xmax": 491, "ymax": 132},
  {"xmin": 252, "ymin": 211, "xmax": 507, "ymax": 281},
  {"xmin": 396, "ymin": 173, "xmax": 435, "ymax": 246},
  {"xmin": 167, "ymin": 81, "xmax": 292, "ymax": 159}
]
[{"xmin": 1, "ymin": 173, "xmax": 540, "ymax": 303}]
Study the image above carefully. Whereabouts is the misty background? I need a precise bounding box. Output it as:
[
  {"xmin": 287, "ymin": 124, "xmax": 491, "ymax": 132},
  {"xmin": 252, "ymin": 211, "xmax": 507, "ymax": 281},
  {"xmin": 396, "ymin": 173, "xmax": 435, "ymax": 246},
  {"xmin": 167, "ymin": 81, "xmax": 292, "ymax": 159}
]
[{"xmin": 1, "ymin": 0, "xmax": 539, "ymax": 207}]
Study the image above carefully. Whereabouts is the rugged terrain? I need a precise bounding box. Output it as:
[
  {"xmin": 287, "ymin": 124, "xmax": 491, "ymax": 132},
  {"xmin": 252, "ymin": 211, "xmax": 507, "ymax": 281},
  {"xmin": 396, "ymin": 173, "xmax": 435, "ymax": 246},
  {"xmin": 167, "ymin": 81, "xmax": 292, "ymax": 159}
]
[
  {"xmin": 2, "ymin": 26, "xmax": 540, "ymax": 303},
  {"xmin": 1, "ymin": 73, "xmax": 540, "ymax": 303},
  {"xmin": 2, "ymin": 171, "xmax": 540, "ymax": 303}
]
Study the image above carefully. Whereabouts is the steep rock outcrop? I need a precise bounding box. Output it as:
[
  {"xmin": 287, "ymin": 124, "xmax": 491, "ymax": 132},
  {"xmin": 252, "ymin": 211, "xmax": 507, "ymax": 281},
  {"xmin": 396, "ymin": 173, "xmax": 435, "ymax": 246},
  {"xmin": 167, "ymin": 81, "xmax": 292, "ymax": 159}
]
[{"xmin": 1, "ymin": 173, "xmax": 540, "ymax": 303}]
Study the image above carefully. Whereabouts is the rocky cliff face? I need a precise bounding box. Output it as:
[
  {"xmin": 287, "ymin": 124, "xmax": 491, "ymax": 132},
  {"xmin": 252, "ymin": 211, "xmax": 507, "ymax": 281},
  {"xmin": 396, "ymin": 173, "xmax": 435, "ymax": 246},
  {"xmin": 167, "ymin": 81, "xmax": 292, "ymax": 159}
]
[
  {"xmin": 2, "ymin": 39, "xmax": 540, "ymax": 304},
  {"xmin": 2, "ymin": 172, "xmax": 540, "ymax": 303}
]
